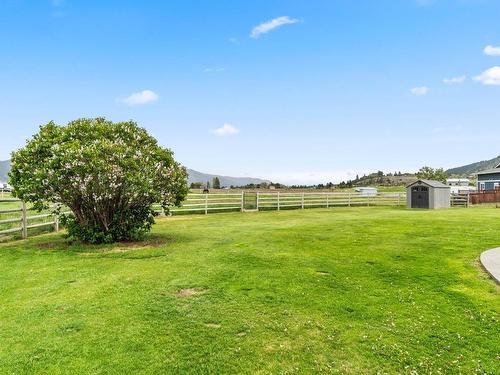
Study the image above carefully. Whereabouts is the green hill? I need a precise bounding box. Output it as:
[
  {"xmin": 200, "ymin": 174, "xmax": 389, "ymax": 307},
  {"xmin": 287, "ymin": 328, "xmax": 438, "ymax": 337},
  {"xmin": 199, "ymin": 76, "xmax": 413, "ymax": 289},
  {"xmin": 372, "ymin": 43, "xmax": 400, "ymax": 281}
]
[{"xmin": 446, "ymin": 155, "xmax": 500, "ymax": 175}]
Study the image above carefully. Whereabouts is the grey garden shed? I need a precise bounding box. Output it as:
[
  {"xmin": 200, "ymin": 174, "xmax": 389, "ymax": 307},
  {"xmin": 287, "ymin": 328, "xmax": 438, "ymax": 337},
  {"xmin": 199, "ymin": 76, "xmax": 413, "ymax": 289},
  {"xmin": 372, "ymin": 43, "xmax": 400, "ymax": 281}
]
[{"xmin": 406, "ymin": 180, "xmax": 451, "ymax": 209}]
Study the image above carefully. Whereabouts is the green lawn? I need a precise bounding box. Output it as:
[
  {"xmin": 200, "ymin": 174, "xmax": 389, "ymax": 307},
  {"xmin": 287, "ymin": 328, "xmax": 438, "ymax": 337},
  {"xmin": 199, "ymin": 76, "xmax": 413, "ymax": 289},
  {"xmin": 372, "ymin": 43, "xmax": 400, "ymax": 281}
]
[{"xmin": 0, "ymin": 207, "xmax": 498, "ymax": 374}]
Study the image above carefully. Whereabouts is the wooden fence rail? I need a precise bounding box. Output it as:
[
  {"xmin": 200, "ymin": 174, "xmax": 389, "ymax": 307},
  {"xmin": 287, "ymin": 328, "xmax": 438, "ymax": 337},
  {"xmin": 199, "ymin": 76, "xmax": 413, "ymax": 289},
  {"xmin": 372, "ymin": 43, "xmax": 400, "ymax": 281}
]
[
  {"xmin": 450, "ymin": 193, "xmax": 470, "ymax": 208},
  {"xmin": 469, "ymin": 189, "xmax": 500, "ymax": 205},
  {"xmin": 12, "ymin": 191, "xmax": 479, "ymax": 240},
  {"xmin": 154, "ymin": 192, "xmax": 408, "ymax": 215},
  {"xmin": 0, "ymin": 198, "xmax": 63, "ymax": 239}
]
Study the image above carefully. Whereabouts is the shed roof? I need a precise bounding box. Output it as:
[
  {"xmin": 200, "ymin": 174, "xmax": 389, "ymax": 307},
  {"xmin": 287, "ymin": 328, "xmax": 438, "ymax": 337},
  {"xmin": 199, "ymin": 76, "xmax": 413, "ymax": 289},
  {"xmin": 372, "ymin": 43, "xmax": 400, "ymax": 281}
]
[{"xmin": 406, "ymin": 179, "xmax": 450, "ymax": 188}]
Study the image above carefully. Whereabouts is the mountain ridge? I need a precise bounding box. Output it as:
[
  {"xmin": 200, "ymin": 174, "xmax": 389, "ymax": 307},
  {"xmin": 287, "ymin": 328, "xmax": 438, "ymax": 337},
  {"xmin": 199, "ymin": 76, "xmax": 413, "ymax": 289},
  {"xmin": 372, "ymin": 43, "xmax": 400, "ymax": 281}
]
[
  {"xmin": 446, "ymin": 155, "xmax": 500, "ymax": 175},
  {"xmin": 3, "ymin": 154, "xmax": 500, "ymax": 186},
  {"xmin": 0, "ymin": 160, "xmax": 269, "ymax": 187}
]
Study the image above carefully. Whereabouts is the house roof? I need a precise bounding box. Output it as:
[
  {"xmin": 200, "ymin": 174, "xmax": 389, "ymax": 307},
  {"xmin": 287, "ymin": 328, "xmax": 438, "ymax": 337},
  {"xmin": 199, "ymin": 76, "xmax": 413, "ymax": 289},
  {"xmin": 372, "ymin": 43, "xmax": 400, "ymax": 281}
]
[
  {"xmin": 477, "ymin": 168, "xmax": 500, "ymax": 176},
  {"xmin": 406, "ymin": 179, "xmax": 450, "ymax": 188}
]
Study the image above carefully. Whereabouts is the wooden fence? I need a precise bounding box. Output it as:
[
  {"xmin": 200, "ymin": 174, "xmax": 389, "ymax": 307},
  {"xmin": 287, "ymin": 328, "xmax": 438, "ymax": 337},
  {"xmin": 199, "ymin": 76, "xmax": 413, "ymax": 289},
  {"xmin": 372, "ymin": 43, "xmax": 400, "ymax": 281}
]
[
  {"xmin": 155, "ymin": 191, "xmax": 407, "ymax": 215},
  {"xmin": 0, "ymin": 198, "xmax": 61, "ymax": 239},
  {"xmin": 1, "ymin": 192, "xmax": 407, "ymax": 240},
  {"xmin": 450, "ymin": 193, "xmax": 470, "ymax": 208},
  {"xmin": 469, "ymin": 189, "xmax": 500, "ymax": 205}
]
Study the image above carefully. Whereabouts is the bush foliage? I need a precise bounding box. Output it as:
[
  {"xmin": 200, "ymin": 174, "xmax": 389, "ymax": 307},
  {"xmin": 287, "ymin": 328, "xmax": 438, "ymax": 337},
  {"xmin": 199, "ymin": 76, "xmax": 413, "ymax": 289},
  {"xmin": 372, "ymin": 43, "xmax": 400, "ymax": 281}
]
[
  {"xmin": 416, "ymin": 166, "xmax": 448, "ymax": 183},
  {"xmin": 10, "ymin": 118, "xmax": 188, "ymax": 243}
]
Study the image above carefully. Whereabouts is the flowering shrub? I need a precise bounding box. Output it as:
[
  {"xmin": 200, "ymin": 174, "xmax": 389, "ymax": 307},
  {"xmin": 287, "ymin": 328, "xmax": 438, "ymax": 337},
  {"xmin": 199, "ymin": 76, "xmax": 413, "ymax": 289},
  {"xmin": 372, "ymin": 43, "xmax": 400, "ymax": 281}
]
[{"xmin": 9, "ymin": 118, "xmax": 188, "ymax": 243}]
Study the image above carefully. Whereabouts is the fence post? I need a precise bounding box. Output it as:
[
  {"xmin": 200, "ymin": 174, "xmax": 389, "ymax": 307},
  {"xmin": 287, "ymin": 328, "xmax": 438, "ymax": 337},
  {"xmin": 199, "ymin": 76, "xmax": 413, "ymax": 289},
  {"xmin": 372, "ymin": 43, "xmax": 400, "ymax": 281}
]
[
  {"xmin": 277, "ymin": 191, "xmax": 280, "ymax": 211},
  {"xmin": 326, "ymin": 193, "xmax": 329, "ymax": 208},
  {"xmin": 348, "ymin": 192, "xmax": 351, "ymax": 207},
  {"xmin": 301, "ymin": 192, "xmax": 304, "ymax": 209},
  {"xmin": 21, "ymin": 201, "xmax": 28, "ymax": 239},
  {"xmin": 205, "ymin": 194, "xmax": 208, "ymax": 215},
  {"xmin": 256, "ymin": 192, "xmax": 260, "ymax": 211},
  {"xmin": 367, "ymin": 194, "xmax": 370, "ymax": 207},
  {"xmin": 241, "ymin": 191, "xmax": 244, "ymax": 212},
  {"xmin": 54, "ymin": 205, "xmax": 60, "ymax": 232}
]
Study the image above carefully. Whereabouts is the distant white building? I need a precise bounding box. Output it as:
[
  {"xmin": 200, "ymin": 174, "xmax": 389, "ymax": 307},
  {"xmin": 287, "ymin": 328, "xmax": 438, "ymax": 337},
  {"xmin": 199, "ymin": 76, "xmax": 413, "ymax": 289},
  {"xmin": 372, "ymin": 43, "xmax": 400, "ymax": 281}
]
[
  {"xmin": 0, "ymin": 182, "xmax": 12, "ymax": 192},
  {"xmin": 446, "ymin": 178, "xmax": 470, "ymax": 187},
  {"xmin": 355, "ymin": 187, "xmax": 377, "ymax": 196},
  {"xmin": 446, "ymin": 178, "xmax": 475, "ymax": 194}
]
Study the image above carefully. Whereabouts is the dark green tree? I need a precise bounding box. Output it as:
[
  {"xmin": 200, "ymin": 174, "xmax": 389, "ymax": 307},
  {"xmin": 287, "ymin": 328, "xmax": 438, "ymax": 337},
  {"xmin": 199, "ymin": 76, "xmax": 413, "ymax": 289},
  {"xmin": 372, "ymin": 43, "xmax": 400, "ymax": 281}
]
[{"xmin": 212, "ymin": 177, "xmax": 221, "ymax": 189}]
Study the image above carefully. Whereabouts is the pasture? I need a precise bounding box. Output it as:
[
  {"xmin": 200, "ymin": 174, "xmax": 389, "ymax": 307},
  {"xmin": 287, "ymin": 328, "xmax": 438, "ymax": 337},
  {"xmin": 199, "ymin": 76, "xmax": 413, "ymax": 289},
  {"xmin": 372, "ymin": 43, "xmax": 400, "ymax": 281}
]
[
  {"xmin": 0, "ymin": 207, "xmax": 499, "ymax": 374},
  {"xmin": 1, "ymin": 191, "xmax": 405, "ymax": 240}
]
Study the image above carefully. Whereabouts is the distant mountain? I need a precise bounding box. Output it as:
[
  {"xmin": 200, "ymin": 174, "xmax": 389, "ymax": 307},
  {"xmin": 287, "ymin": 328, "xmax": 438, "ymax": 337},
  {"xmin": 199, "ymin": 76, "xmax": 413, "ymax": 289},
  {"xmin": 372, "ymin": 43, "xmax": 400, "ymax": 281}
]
[
  {"xmin": 0, "ymin": 160, "xmax": 270, "ymax": 187},
  {"xmin": 446, "ymin": 155, "xmax": 500, "ymax": 175},
  {"xmin": 187, "ymin": 169, "xmax": 270, "ymax": 187},
  {"xmin": 0, "ymin": 160, "xmax": 10, "ymax": 183}
]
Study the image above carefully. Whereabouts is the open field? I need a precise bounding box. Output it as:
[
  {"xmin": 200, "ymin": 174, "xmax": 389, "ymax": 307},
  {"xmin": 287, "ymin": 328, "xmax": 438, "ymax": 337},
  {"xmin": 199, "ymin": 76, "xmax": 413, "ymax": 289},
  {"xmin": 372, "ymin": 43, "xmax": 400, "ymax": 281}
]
[
  {"xmin": 0, "ymin": 207, "xmax": 499, "ymax": 374},
  {"xmin": 1, "ymin": 192, "xmax": 405, "ymax": 240}
]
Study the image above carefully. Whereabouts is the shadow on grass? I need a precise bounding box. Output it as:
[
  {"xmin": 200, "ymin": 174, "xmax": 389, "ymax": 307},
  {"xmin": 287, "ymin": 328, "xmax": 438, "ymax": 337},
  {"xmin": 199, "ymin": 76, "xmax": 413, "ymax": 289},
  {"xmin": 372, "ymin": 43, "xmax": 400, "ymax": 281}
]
[{"xmin": 1, "ymin": 231, "xmax": 196, "ymax": 260}]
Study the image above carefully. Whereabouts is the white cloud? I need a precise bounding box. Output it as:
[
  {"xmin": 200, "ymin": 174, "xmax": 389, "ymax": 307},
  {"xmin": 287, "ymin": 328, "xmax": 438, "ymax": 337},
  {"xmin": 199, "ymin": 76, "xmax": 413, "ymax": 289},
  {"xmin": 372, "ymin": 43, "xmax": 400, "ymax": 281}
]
[
  {"xmin": 443, "ymin": 75, "xmax": 466, "ymax": 84},
  {"xmin": 250, "ymin": 16, "xmax": 299, "ymax": 39},
  {"xmin": 410, "ymin": 86, "xmax": 429, "ymax": 96},
  {"xmin": 473, "ymin": 66, "xmax": 500, "ymax": 85},
  {"xmin": 119, "ymin": 90, "xmax": 158, "ymax": 105},
  {"xmin": 203, "ymin": 67, "xmax": 225, "ymax": 73},
  {"xmin": 484, "ymin": 45, "xmax": 500, "ymax": 56},
  {"xmin": 212, "ymin": 124, "xmax": 239, "ymax": 136}
]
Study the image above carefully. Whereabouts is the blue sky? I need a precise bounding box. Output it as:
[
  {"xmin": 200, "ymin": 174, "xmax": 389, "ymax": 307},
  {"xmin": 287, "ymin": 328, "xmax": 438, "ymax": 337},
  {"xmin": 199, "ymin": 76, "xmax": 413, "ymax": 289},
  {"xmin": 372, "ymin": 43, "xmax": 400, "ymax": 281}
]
[{"xmin": 1, "ymin": 0, "xmax": 499, "ymax": 184}]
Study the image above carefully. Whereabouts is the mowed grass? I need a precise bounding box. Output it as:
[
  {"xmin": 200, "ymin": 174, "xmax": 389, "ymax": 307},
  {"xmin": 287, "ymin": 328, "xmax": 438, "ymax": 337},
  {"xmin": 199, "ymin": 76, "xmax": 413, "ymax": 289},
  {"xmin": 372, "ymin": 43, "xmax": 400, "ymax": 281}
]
[{"xmin": 0, "ymin": 207, "xmax": 499, "ymax": 374}]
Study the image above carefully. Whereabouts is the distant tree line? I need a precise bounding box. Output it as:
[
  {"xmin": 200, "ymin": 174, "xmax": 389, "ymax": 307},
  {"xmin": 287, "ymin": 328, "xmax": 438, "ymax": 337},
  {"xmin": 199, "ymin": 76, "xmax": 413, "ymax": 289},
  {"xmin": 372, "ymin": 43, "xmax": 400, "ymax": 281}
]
[{"xmin": 189, "ymin": 166, "xmax": 450, "ymax": 191}]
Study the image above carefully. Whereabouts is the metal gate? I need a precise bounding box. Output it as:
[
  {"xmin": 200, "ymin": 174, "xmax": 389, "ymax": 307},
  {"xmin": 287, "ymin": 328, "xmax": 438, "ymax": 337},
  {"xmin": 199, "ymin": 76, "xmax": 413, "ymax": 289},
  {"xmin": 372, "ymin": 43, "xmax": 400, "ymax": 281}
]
[
  {"xmin": 243, "ymin": 192, "xmax": 258, "ymax": 211},
  {"xmin": 411, "ymin": 186, "xmax": 429, "ymax": 208}
]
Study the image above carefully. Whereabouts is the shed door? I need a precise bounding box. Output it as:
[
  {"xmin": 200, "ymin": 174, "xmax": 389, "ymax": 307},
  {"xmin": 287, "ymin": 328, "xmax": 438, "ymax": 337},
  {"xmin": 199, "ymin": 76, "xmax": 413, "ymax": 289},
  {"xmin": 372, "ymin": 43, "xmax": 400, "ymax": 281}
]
[{"xmin": 411, "ymin": 186, "xmax": 429, "ymax": 208}]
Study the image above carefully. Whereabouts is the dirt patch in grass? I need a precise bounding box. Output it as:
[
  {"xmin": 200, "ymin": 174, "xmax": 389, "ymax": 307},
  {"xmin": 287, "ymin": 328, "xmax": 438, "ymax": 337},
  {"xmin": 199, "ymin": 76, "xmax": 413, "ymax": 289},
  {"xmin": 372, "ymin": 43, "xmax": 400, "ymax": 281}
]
[
  {"xmin": 176, "ymin": 288, "xmax": 207, "ymax": 298},
  {"xmin": 75, "ymin": 238, "xmax": 169, "ymax": 257},
  {"xmin": 36, "ymin": 239, "xmax": 69, "ymax": 249},
  {"xmin": 205, "ymin": 323, "xmax": 221, "ymax": 328},
  {"xmin": 35, "ymin": 233, "xmax": 172, "ymax": 252},
  {"xmin": 316, "ymin": 270, "xmax": 329, "ymax": 275},
  {"xmin": 107, "ymin": 238, "xmax": 167, "ymax": 252}
]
